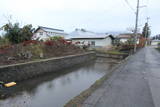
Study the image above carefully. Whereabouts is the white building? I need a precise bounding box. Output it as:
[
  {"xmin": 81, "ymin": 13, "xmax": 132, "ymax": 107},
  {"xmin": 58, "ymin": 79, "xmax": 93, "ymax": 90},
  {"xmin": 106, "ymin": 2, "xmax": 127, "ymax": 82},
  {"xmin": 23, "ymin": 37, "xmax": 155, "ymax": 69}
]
[
  {"xmin": 116, "ymin": 33, "xmax": 141, "ymax": 44},
  {"xmin": 67, "ymin": 29, "xmax": 114, "ymax": 47},
  {"xmin": 33, "ymin": 26, "xmax": 68, "ymax": 40},
  {"xmin": 116, "ymin": 34, "xmax": 131, "ymax": 43},
  {"xmin": 151, "ymin": 40, "xmax": 160, "ymax": 46}
]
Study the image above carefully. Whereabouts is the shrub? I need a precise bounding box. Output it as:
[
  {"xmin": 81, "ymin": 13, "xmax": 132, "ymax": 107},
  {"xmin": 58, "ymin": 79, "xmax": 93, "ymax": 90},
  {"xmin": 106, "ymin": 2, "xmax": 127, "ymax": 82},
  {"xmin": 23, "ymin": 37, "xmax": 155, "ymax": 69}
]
[
  {"xmin": 30, "ymin": 44, "xmax": 43, "ymax": 57},
  {"xmin": 19, "ymin": 43, "xmax": 43, "ymax": 59},
  {"xmin": 0, "ymin": 37, "xmax": 10, "ymax": 47},
  {"xmin": 44, "ymin": 40, "xmax": 54, "ymax": 46},
  {"xmin": 75, "ymin": 41, "xmax": 80, "ymax": 44},
  {"xmin": 2, "ymin": 22, "xmax": 35, "ymax": 44},
  {"xmin": 58, "ymin": 38, "xmax": 69, "ymax": 44},
  {"xmin": 23, "ymin": 40, "xmax": 39, "ymax": 46},
  {"xmin": 0, "ymin": 44, "xmax": 12, "ymax": 54},
  {"xmin": 48, "ymin": 36, "xmax": 72, "ymax": 45},
  {"xmin": 49, "ymin": 36, "xmax": 63, "ymax": 41}
]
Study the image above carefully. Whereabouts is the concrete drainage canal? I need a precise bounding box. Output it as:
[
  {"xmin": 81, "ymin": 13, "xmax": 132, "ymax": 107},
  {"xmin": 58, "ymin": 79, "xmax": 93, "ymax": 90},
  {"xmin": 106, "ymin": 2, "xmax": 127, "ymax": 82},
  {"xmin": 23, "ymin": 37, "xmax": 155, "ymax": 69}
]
[{"xmin": 0, "ymin": 57, "xmax": 121, "ymax": 107}]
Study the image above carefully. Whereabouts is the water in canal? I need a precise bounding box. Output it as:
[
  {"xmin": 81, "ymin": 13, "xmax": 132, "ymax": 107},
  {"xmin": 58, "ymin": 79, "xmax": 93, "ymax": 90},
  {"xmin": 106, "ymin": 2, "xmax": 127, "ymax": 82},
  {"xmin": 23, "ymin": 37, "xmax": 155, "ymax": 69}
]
[{"xmin": 0, "ymin": 58, "xmax": 120, "ymax": 107}]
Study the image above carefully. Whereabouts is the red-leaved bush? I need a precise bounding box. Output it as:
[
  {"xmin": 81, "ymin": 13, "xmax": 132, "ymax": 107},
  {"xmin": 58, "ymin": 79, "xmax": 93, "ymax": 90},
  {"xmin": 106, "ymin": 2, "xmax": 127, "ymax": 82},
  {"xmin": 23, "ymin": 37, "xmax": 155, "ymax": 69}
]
[
  {"xmin": 0, "ymin": 49, "xmax": 7, "ymax": 54},
  {"xmin": 0, "ymin": 45, "xmax": 12, "ymax": 54},
  {"xmin": 58, "ymin": 39, "xmax": 67, "ymax": 44},
  {"xmin": 75, "ymin": 41, "xmax": 80, "ymax": 44},
  {"xmin": 58, "ymin": 39, "xmax": 72, "ymax": 45},
  {"xmin": 44, "ymin": 40, "xmax": 54, "ymax": 46},
  {"xmin": 66, "ymin": 41, "xmax": 72, "ymax": 45}
]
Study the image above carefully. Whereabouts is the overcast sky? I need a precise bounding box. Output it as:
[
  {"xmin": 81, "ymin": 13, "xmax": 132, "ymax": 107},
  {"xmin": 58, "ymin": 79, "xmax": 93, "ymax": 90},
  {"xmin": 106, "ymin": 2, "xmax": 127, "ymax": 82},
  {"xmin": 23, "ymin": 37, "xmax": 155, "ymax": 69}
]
[{"xmin": 0, "ymin": 0, "xmax": 159, "ymax": 36}]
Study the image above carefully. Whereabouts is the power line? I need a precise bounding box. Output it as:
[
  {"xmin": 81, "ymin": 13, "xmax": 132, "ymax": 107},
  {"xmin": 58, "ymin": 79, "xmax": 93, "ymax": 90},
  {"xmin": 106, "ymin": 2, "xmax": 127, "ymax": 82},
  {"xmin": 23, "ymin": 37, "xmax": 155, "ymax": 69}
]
[
  {"xmin": 146, "ymin": 0, "xmax": 149, "ymax": 18},
  {"xmin": 124, "ymin": 0, "xmax": 135, "ymax": 12}
]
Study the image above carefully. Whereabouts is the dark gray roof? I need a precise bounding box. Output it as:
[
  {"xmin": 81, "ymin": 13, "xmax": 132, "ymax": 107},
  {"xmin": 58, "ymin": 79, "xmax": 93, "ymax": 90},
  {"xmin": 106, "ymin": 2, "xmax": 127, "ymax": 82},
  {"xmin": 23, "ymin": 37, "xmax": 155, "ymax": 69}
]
[
  {"xmin": 39, "ymin": 26, "xmax": 64, "ymax": 32},
  {"xmin": 35, "ymin": 26, "xmax": 66, "ymax": 34},
  {"xmin": 66, "ymin": 29, "xmax": 114, "ymax": 39}
]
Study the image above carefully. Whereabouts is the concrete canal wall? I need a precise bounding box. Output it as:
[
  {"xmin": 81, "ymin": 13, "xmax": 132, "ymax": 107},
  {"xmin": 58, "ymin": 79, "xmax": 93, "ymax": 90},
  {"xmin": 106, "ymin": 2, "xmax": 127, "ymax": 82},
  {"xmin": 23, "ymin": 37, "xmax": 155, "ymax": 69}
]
[
  {"xmin": 96, "ymin": 53, "xmax": 128, "ymax": 59},
  {"xmin": 0, "ymin": 52, "xmax": 95, "ymax": 82}
]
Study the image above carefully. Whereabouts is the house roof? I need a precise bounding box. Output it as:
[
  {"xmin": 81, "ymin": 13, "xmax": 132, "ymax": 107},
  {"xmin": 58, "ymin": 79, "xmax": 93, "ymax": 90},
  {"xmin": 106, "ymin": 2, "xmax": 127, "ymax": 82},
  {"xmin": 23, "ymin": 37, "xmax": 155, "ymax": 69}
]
[
  {"xmin": 152, "ymin": 40, "xmax": 160, "ymax": 42},
  {"xmin": 117, "ymin": 33, "xmax": 142, "ymax": 39},
  {"xmin": 66, "ymin": 29, "xmax": 113, "ymax": 39},
  {"xmin": 35, "ymin": 26, "xmax": 67, "ymax": 34},
  {"xmin": 117, "ymin": 34, "xmax": 132, "ymax": 39}
]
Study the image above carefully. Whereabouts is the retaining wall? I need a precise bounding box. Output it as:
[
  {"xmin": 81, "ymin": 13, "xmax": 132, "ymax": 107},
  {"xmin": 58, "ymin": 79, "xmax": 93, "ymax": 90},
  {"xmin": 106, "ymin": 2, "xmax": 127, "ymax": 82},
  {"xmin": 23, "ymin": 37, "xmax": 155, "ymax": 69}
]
[
  {"xmin": 0, "ymin": 52, "xmax": 95, "ymax": 82},
  {"xmin": 96, "ymin": 53, "xmax": 128, "ymax": 59}
]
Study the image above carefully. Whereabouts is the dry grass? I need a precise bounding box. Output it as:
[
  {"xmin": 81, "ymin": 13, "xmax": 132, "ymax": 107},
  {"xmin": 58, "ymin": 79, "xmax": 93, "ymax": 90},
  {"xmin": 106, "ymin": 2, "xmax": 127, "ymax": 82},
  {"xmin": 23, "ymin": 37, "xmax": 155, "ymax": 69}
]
[{"xmin": 94, "ymin": 48, "xmax": 127, "ymax": 55}]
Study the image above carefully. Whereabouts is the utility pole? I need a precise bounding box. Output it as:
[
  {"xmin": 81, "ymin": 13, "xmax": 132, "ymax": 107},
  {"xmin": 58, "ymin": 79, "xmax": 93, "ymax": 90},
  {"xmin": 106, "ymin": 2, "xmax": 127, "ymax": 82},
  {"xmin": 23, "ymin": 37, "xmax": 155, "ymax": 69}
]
[
  {"xmin": 134, "ymin": 0, "xmax": 140, "ymax": 53},
  {"xmin": 145, "ymin": 17, "xmax": 150, "ymax": 46}
]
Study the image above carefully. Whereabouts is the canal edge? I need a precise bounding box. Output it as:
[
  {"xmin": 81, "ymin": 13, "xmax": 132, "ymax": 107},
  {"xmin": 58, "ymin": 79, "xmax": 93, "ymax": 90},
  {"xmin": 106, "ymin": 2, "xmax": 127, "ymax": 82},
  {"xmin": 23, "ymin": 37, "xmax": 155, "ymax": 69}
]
[
  {"xmin": 0, "ymin": 52, "xmax": 96, "ymax": 83},
  {"xmin": 64, "ymin": 54, "xmax": 133, "ymax": 107}
]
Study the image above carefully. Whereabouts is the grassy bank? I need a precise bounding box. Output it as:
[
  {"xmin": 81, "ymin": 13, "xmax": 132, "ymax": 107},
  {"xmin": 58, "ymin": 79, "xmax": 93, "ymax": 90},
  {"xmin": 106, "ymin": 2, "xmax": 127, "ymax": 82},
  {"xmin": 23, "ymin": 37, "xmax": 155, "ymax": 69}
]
[
  {"xmin": 0, "ymin": 39, "xmax": 85, "ymax": 66},
  {"xmin": 106, "ymin": 50, "xmax": 128, "ymax": 55},
  {"xmin": 94, "ymin": 48, "xmax": 128, "ymax": 55}
]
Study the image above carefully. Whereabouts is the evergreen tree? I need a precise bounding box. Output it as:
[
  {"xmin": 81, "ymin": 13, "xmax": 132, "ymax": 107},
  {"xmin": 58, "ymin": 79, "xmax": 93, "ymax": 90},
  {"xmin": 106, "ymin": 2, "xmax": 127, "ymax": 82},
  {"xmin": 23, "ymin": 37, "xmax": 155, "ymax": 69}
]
[{"xmin": 142, "ymin": 23, "xmax": 151, "ymax": 38}]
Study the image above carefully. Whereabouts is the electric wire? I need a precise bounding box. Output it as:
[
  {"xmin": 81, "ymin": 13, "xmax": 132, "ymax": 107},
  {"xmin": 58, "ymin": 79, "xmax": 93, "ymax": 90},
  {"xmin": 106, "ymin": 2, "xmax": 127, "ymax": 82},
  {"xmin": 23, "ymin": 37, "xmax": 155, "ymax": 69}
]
[
  {"xmin": 124, "ymin": 0, "xmax": 135, "ymax": 12},
  {"xmin": 146, "ymin": 0, "xmax": 149, "ymax": 18}
]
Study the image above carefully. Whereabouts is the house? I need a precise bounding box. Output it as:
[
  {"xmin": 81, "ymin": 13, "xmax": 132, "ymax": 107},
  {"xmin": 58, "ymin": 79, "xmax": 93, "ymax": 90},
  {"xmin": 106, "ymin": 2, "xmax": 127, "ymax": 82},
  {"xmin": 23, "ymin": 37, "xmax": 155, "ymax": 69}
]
[
  {"xmin": 116, "ymin": 34, "xmax": 133, "ymax": 43},
  {"xmin": 66, "ymin": 29, "xmax": 114, "ymax": 48},
  {"xmin": 151, "ymin": 34, "xmax": 160, "ymax": 45},
  {"xmin": 116, "ymin": 33, "xmax": 141, "ymax": 44},
  {"xmin": 33, "ymin": 26, "xmax": 68, "ymax": 40},
  {"xmin": 151, "ymin": 40, "xmax": 160, "ymax": 46}
]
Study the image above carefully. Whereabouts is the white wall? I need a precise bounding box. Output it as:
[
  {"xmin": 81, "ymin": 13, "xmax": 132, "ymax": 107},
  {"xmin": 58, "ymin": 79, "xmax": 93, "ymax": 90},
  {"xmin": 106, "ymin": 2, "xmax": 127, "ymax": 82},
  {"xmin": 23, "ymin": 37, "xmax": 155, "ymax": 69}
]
[
  {"xmin": 72, "ymin": 37, "xmax": 112, "ymax": 47},
  {"xmin": 33, "ymin": 29, "xmax": 49, "ymax": 40},
  {"xmin": 120, "ymin": 39, "xmax": 128, "ymax": 43},
  {"xmin": 151, "ymin": 41, "xmax": 160, "ymax": 46},
  {"xmin": 33, "ymin": 29, "xmax": 68, "ymax": 40},
  {"xmin": 120, "ymin": 38, "xmax": 139, "ymax": 44}
]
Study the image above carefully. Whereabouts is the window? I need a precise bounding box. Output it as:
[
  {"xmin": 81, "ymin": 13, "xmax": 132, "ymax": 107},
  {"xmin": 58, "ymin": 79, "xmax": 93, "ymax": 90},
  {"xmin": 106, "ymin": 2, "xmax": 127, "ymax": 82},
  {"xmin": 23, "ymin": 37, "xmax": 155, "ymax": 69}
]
[
  {"xmin": 39, "ymin": 32, "xmax": 43, "ymax": 35},
  {"xmin": 91, "ymin": 41, "xmax": 95, "ymax": 46}
]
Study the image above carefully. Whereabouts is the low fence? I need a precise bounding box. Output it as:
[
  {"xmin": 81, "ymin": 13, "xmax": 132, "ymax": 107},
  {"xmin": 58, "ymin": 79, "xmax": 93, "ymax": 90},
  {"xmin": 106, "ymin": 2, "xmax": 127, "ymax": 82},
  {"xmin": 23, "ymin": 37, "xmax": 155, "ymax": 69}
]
[{"xmin": 0, "ymin": 52, "xmax": 95, "ymax": 82}]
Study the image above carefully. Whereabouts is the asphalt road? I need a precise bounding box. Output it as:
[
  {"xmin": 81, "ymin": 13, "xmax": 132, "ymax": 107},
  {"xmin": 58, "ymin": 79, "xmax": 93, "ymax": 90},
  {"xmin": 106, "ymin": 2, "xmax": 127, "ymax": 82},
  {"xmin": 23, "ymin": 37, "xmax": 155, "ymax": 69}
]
[{"xmin": 82, "ymin": 46, "xmax": 160, "ymax": 107}]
